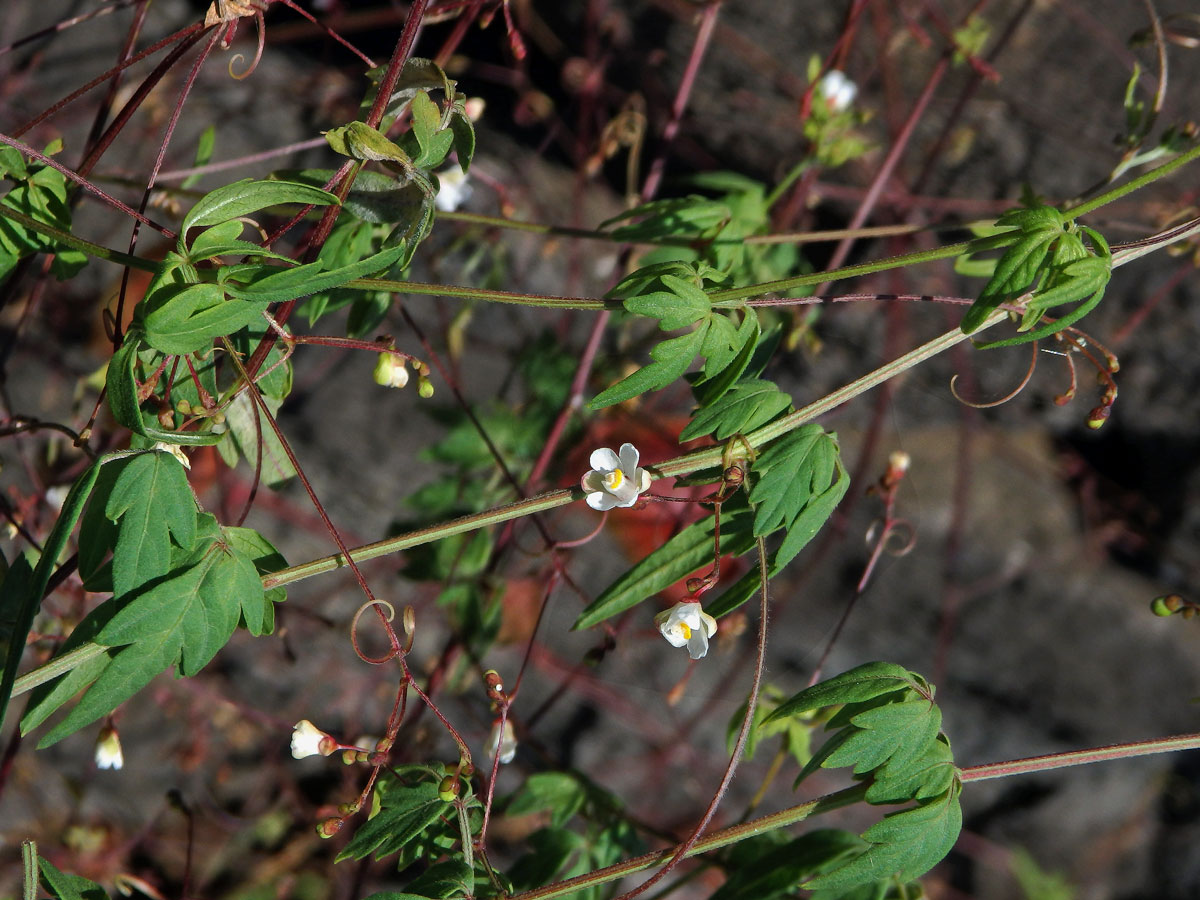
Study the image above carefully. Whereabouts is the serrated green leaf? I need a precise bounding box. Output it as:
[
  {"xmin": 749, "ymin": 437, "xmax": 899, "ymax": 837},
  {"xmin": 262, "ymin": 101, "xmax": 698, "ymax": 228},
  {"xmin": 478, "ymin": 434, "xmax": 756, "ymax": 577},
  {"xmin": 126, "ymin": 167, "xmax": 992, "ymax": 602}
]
[
  {"xmin": 764, "ymin": 662, "xmax": 920, "ymax": 725},
  {"xmin": 602, "ymin": 196, "xmax": 730, "ymax": 241},
  {"xmin": 449, "ymin": 107, "xmax": 475, "ymax": 172},
  {"xmin": 573, "ymin": 504, "xmax": 754, "ymax": 630},
  {"xmin": 0, "ymin": 464, "xmax": 100, "ymax": 734},
  {"xmin": 624, "ymin": 288, "xmax": 710, "ymax": 330},
  {"xmin": 866, "ymin": 734, "xmax": 957, "ymax": 803},
  {"xmin": 181, "ymin": 178, "xmax": 338, "ymax": 237},
  {"xmin": 105, "ymin": 452, "xmax": 197, "ymax": 598},
  {"xmin": 823, "ymin": 698, "xmax": 941, "ymax": 775},
  {"xmin": 803, "ymin": 788, "xmax": 962, "ymax": 891},
  {"xmin": 589, "ymin": 321, "xmax": 709, "ymax": 409},
  {"xmin": 337, "ymin": 781, "xmax": 448, "ymax": 862},
  {"xmin": 772, "ymin": 455, "xmax": 849, "ymax": 568},
  {"xmin": 185, "ymin": 219, "xmax": 295, "ymax": 265},
  {"xmin": 181, "ymin": 125, "xmax": 215, "ymax": 191},
  {"xmin": 679, "ymin": 378, "xmax": 791, "ymax": 442},
  {"xmin": 34, "ymin": 527, "xmax": 257, "ymax": 747},
  {"xmin": 748, "ymin": 425, "xmax": 825, "ymax": 535},
  {"xmin": 690, "ymin": 309, "xmax": 760, "ymax": 404},
  {"xmin": 222, "ymin": 526, "xmax": 287, "ymax": 635}
]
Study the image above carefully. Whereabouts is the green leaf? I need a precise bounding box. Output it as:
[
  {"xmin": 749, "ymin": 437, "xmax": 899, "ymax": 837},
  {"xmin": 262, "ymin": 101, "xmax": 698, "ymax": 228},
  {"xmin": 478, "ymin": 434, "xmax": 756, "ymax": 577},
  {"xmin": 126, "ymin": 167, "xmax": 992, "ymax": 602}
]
[
  {"xmin": 223, "ymin": 392, "xmax": 296, "ymax": 487},
  {"xmin": 38, "ymin": 854, "xmax": 111, "ymax": 900},
  {"xmin": 747, "ymin": 424, "xmax": 825, "ymax": 535},
  {"xmin": 589, "ymin": 321, "xmax": 709, "ymax": 409},
  {"xmin": 0, "ymin": 464, "xmax": 100, "ymax": 735},
  {"xmin": 409, "ymin": 91, "xmax": 455, "ymax": 168},
  {"xmin": 866, "ymin": 734, "xmax": 957, "ymax": 804},
  {"xmin": 960, "ymin": 205, "xmax": 1064, "ymax": 334},
  {"xmin": 602, "ymin": 196, "xmax": 730, "ymax": 242},
  {"xmin": 764, "ymin": 662, "xmax": 921, "ymax": 725},
  {"xmin": 222, "ymin": 526, "xmax": 287, "ymax": 635},
  {"xmin": 508, "ymin": 828, "xmax": 587, "ymax": 892},
  {"xmin": 141, "ymin": 281, "xmax": 268, "ymax": 355},
  {"xmin": 802, "ymin": 787, "xmax": 962, "ymax": 891},
  {"xmin": 105, "ymin": 451, "xmax": 197, "ymax": 598},
  {"xmin": 449, "ymin": 104, "xmax": 475, "ymax": 172},
  {"xmin": 772, "ymin": 456, "xmax": 849, "ymax": 568},
  {"xmin": 35, "ymin": 522, "xmax": 259, "ymax": 747},
  {"xmin": 710, "ymin": 830, "xmax": 865, "ymax": 900},
  {"xmin": 337, "ymin": 780, "xmax": 449, "ymax": 862},
  {"xmin": 680, "ymin": 378, "xmax": 791, "ymax": 442},
  {"xmin": 181, "ymin": 125, "xmax": 215, "ymax": 191},
  {"xmin": 402, "ymin": 859, "xmax": 474, "ymax": 899},
  {"xmin": 185, "ymin": 219, "xmax": 295, "ymax": 265},
  {"xmin": 624, "ymin": 287, "xmax": 710, "ymax": 330},
  {"xmin": 822, "ymin": 698, "xmax": 942, "ymax": 775},
  {"xmin": 506, "ymin": 772, "xmax": 587, "ymax": 828},
  {"xmin": 220, "ymin": 242, "xmax": 405, "ymax": 305},
  {"xmin": 573, "ymin": 504, "xmax": 754, "ymax": 630},
  {"xmin": 181, "ymin": 178, "xmax": 338, "ymax": 237}
]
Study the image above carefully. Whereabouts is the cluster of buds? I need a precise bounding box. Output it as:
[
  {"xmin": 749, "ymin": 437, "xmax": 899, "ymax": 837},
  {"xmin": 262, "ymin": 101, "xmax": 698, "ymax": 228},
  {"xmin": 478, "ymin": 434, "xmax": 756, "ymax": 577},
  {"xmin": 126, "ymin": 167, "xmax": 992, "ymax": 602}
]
[
  {"xmin": 1151, "ymin": 594, "xmax": 1199, "ymax": 619},
  {"xmin": 373, "ymin": 351, "xmax": 435, "ymax": 398}
]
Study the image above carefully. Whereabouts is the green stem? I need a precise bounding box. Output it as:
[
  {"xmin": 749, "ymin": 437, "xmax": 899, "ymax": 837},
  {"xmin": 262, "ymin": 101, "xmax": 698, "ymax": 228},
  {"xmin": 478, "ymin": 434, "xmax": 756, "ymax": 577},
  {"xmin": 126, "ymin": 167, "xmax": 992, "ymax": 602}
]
[
  {"xmin": 1064, "ymin": 140, "xmax": 1200, "ymax": 219},
  {"xmin": 11, "ymin": 642, "xmax": 108, "ymax": 698},
  {"xmin": 506, "ymin": 784, "xmax": 868, "ymax": 900},
  {"xmin": 0, "ymin": 206, "xmax": 159, "ymax": 273},
  {"xmin": 960, "ymin": 731, "xmax": 1200, "ymax": 781}
]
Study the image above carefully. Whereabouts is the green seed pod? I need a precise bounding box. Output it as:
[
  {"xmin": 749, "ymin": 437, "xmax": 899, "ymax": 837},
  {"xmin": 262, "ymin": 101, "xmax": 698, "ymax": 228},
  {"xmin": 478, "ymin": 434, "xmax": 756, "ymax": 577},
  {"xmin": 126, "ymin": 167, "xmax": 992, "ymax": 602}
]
[{"xmin": 438, "ymin": 774, "xmax": 460, "ymax": 802}]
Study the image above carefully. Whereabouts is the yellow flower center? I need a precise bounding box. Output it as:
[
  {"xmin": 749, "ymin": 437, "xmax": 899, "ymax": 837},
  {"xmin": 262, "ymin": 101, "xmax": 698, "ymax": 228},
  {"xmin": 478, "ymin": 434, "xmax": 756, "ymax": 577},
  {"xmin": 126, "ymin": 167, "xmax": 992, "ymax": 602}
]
[
  {"xmin": 678, "ymin": 622, "xmax": 692, "ymax": 639},
  {"xmin": 603, "ymin": 469, "xmax": 625, "ymax": 491}
]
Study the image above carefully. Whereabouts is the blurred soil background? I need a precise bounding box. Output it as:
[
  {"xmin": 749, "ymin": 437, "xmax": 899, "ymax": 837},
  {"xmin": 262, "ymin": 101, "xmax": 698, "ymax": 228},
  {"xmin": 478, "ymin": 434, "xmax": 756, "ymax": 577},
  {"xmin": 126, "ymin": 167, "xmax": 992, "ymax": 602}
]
[{"xmin": 3, "ymin": 1, "xmax": 1200, "ymax": 899}]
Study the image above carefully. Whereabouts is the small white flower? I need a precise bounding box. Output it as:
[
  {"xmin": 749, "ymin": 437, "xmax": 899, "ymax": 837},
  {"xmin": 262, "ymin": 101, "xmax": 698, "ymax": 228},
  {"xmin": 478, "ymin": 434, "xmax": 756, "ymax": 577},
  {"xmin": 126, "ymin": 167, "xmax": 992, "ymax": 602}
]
[
  {"xmin": 373, "ymin": 352, "xmax": 409, "ymax": 389},
  {"xmin": 488, "ymin": 718, "xmax": 516, "ymax": 765},
  {"xmin": 95, "ymin": 726, "xmax": 124, "ymax": 770},
  {"xmin": 580, "ymin": 443, "xmax": 653, "ymax": 511},
  {"xmin": 818, "ymin": 69, "xmax": 857, "ymax": 112},
  {"xmin": 44, "ymin": 485, "xmax": 69, "ymax": 512},
  {"xmin": 291, "ymin": 719, "xmax": 334, "ymax": 759},
  {"xmin": 434, "ymin": 168, "xmax": 473, "ymax": 212},
  {"xmin": 153, "ymin": 441, "xmax": 191, "ymax": 469},
  {"xmin": 655, "ymin": 601, "xmax": 718, "ymax": 660}
]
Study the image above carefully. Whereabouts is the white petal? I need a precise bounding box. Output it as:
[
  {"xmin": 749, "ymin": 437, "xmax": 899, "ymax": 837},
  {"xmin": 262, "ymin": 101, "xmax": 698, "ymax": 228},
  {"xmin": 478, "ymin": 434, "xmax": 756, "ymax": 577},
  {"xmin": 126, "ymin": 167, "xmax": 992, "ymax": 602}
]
[
  {"xmin": 686, "ymin": 629, "xmax": 709, "ymax": 659},
  {"xmin": 699, "ymin": 611, "xmax": 718, "ymax": 638},
  {"xmin": 636, "ymin": 468, "xmax": 653, "ymax": 492},
  {"xmin": 590, "ymin": 447, "xmax": 620, "ymax": 471},
  {"xmin": 607, "ymin": 480, "xmax": 640, "ymax": 506},
  {"xmin": 586, "ymin": 491, "xmax": 618, "ymax": 511},
  {"xmin": 618, "ymin": 443, "xmax": 640, "ymax": 473},
  {"xmin": 581, "ymin": 471, "xmax": 606, "ymax": 493}
]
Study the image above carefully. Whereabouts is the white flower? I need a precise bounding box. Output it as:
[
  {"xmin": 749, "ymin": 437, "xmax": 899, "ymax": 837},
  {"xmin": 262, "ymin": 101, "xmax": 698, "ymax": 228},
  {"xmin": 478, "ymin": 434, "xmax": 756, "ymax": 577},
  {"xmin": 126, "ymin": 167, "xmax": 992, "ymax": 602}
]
[
  {"xmin": 291, "ymin": 719, "xmax": 334, "ymax": 759},
  {"xmin": 580, "ymin": 443, "xmax": 652, "ymax": 511},
  {"xmin": 373, "ymin": 352, "xmax": 409, "ymax": 389},
  {"xmin": 655, "ymin": 601, "xmax": 718, "ymax": 660},
  {"xmin": 94, "ymin": 726, "xmax": 124, "ymax": 770},
  {"xmin": 488, "ymin": 718, "xmax": 516, "ymax": 765},
  {"xmin": 818, "ymin": 70, "xmax": 857, "ymax": 112},
  {"xmin": 434, "ymin": 168, "xmax": 473, "ymax": 212}
]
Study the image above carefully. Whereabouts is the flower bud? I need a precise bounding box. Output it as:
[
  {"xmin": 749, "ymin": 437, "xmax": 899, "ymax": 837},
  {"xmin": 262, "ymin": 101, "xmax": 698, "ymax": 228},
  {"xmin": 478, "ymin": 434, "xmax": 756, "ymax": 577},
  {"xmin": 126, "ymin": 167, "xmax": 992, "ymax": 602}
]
[
  {"xmin": 484, "ymin": 669, "xmax": 506, "ymax": 703},
  {"xmin": 317, "ymin": 817, "xmax": 344, "ymax": 838},
  {"xmin": 1086, "ymin": 406, "xmax": 1110, "ymax": 430},
  {"xmin": 374, "ymin": 352, "xmax": 409, "ymax": 389},
  {"xmin": 438, "ymin": 774, "xmax": 461, "ymax": 802},
  {"xmin": 417, "ymin": 376, "xmax": 435, "ymax": 398},
  {"xmin": 1151, "ymin": 594, "xmax": 1183, "ymax": 616}
]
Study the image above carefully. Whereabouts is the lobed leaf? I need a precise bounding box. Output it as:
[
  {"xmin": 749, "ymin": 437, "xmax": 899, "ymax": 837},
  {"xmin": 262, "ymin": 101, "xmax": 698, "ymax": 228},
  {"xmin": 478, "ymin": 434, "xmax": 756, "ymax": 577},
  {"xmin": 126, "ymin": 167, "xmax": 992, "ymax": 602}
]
[
  {"xmin": 337, "ymin": 780, "xmax": 449, "ymax": 863},
  {"xmin": 679, "ymin": 378, "xmax": 792, "ymax": 442},
  {"xmin": 589, "ymin": 322, "xmax": 709, "ymax": 409},
  {"xmin": 764, "ymin": 661, "xmax": 921, "ymax": 725}
]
